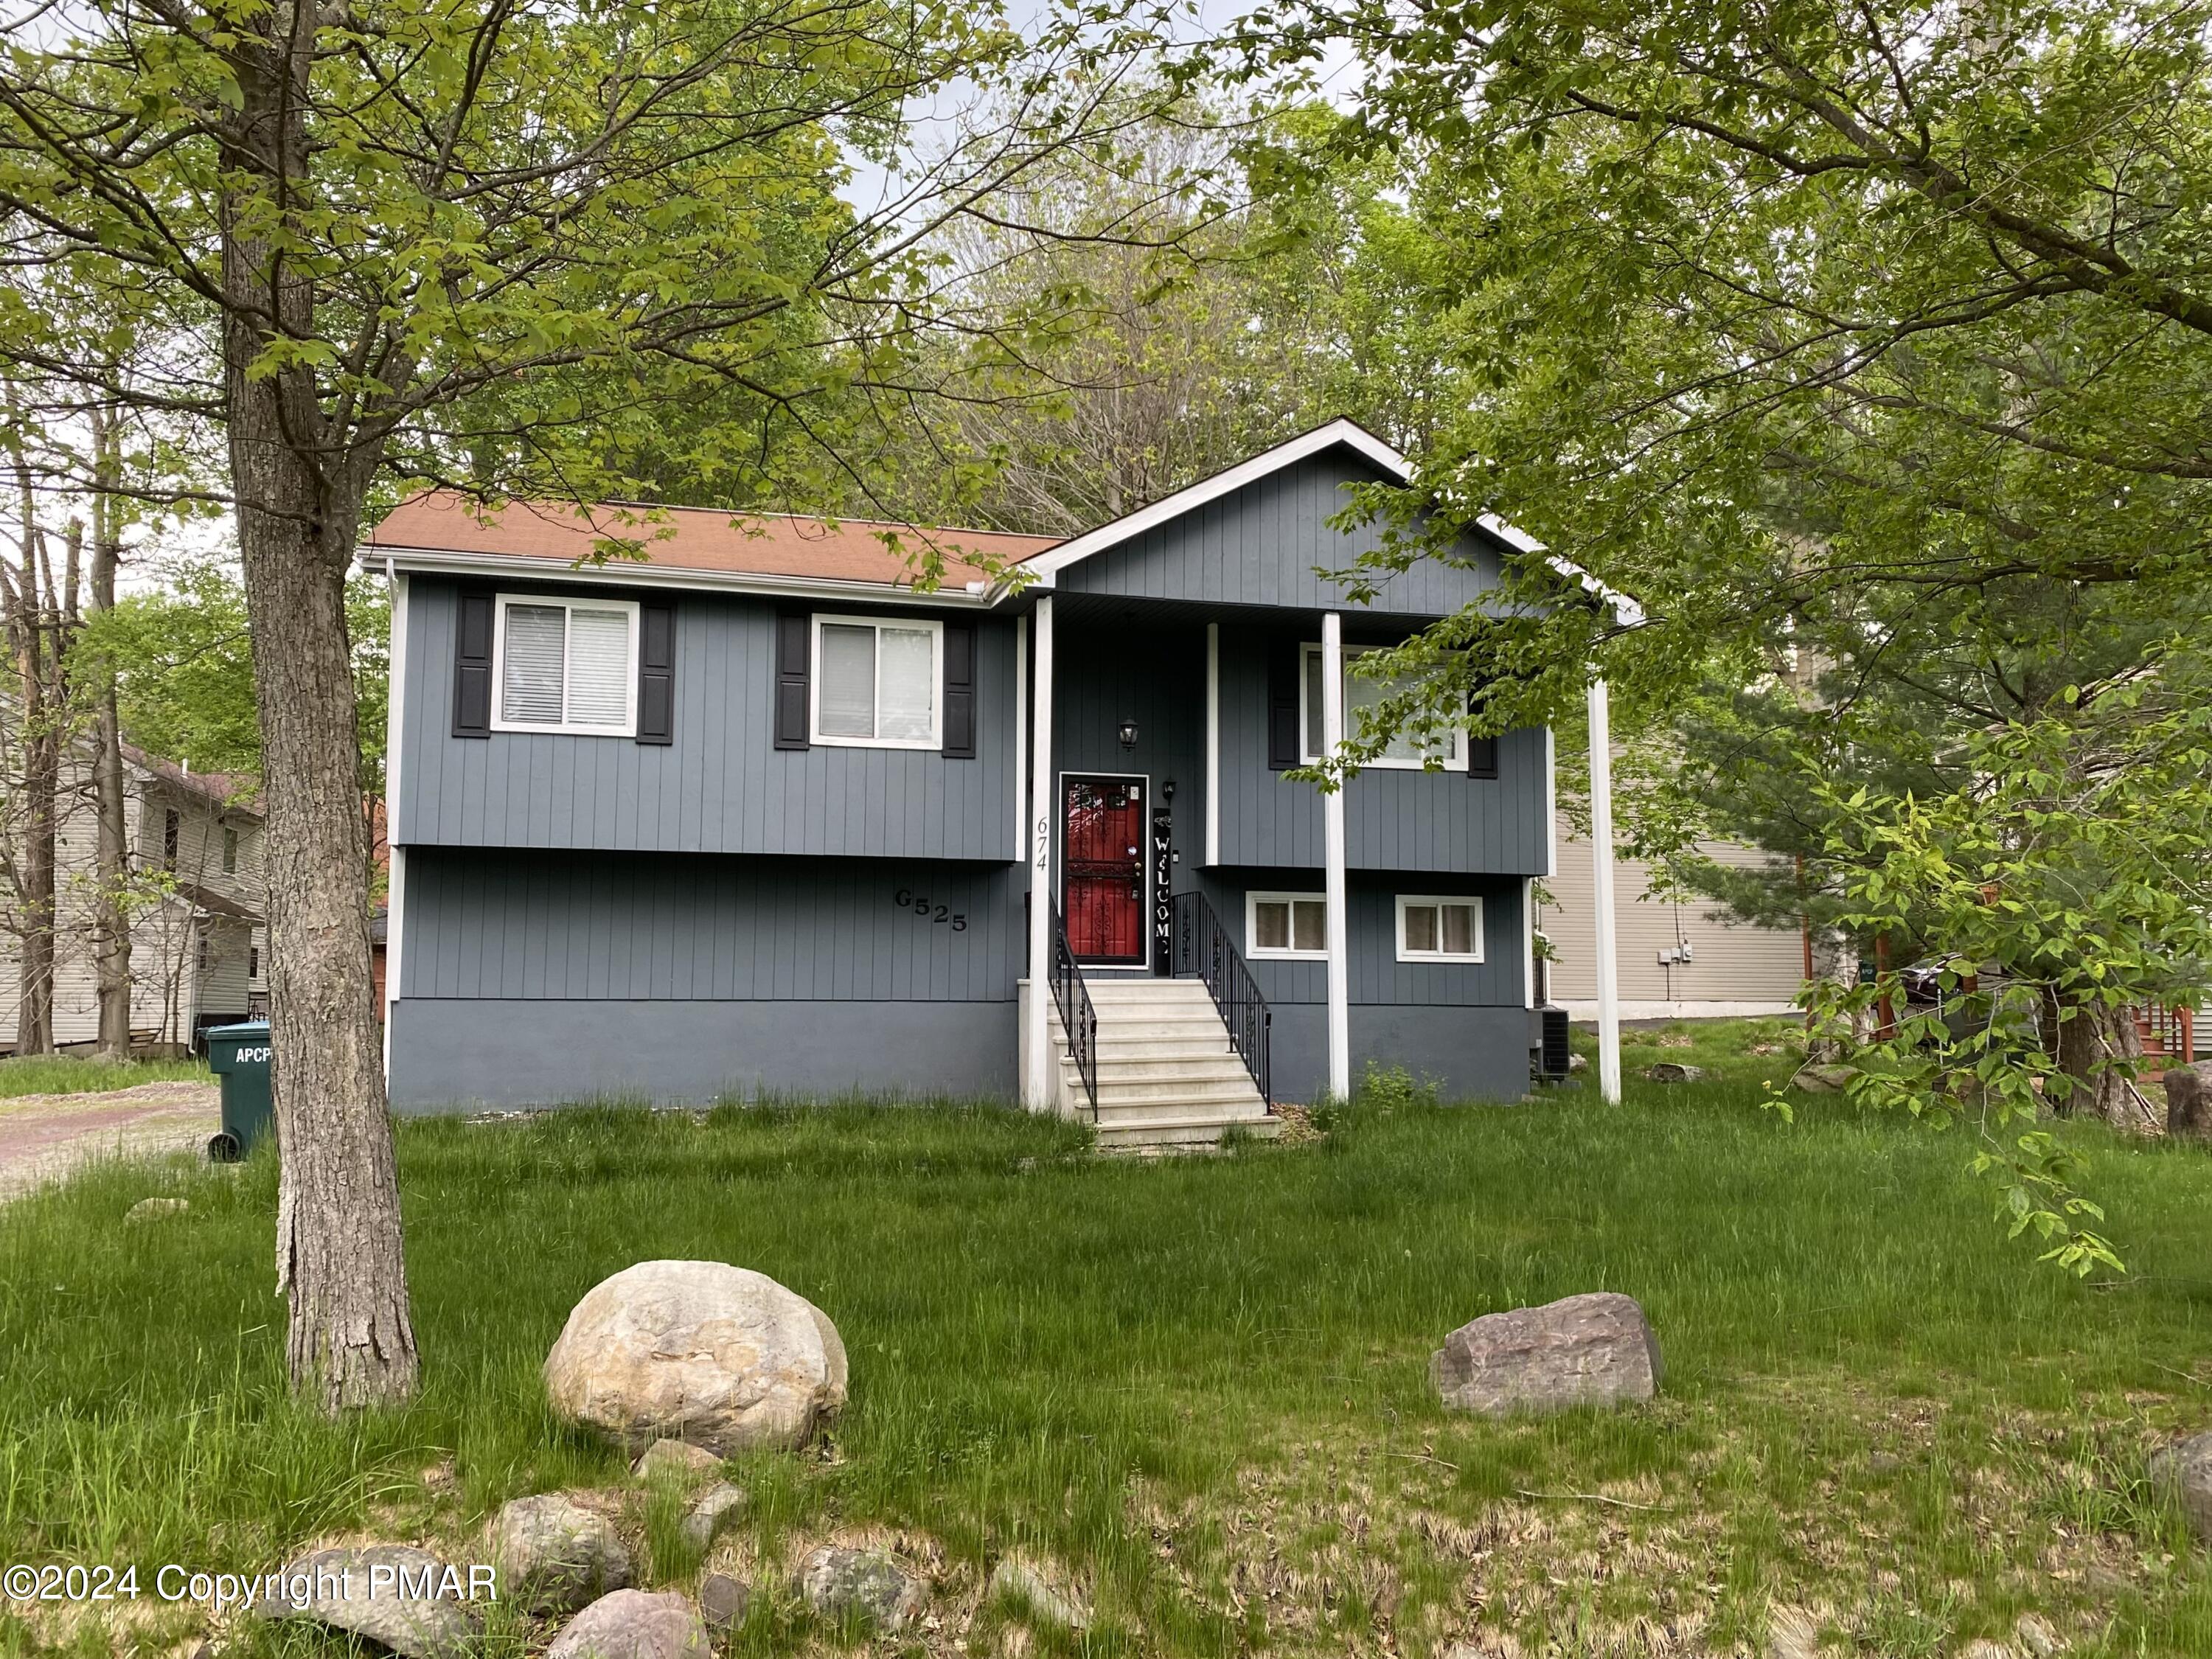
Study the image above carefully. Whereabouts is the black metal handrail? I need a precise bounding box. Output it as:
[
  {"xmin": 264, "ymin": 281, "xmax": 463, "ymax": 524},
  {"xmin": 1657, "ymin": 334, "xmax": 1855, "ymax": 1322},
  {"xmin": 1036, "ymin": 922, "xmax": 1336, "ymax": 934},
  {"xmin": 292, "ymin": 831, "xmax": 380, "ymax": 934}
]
[
  {"xmin": 1048, "ymin": 900, "xmax": 1099, "ymax": 1119},
  {"xmin": 1170, "ymin": 890, "xmax": 1273, "ymax": 1111}
]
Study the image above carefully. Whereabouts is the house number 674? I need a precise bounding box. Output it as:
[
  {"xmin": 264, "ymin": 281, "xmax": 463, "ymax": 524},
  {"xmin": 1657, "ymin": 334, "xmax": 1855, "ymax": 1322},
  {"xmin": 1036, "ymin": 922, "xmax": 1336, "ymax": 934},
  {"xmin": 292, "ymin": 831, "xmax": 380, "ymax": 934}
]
[{"xmin": 892, "ymin": 888, "xmax": 967, "ymax": 931}]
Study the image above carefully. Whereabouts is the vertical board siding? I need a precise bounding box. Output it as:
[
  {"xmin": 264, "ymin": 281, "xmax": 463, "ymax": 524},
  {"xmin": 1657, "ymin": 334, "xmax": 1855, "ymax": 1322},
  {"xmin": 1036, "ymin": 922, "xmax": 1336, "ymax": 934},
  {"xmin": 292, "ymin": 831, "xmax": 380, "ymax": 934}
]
[
  {"xmin": 401, "ymin": 846, "xmax": 1025, "ymax": 1003},
  {"xmin": 1056, "ymin": 451, "xmax": 1509, "ymax": 614},
  {"xmin": 1194, "ymin": 870, "xmax": 1525, "ymax": 1009},
  {"xmin": 1049, "ymin": 619, "xmax": 1206, "ymax": 931},
  {"xmin": 399, "ymin": 578, "xmax": 1015, "ymax": 860},
  {"xmin": 1211, "ymin": 627, "xmax": 1548, "ymax": 875}
]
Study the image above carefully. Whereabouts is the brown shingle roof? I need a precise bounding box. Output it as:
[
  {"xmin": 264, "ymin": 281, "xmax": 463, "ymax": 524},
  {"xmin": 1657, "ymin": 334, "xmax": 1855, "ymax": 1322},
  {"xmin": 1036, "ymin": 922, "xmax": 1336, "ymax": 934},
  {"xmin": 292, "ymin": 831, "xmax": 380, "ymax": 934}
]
[
  {"xmin": 367, "ymin": 490, "xmax": 1058, "ymax": 589},
  {"xmin": 123, "ymin": 743, "xmax": 260, "ymax": 815}
]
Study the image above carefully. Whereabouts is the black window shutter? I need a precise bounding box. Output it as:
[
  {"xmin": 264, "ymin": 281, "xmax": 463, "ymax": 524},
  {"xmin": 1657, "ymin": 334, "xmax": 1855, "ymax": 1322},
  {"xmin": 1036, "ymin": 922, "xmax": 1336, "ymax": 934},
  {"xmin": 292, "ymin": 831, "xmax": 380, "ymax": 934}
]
[
  {"xmin": 773, "ymin": 612, "xmax": 811, "ymax": 749},
  {"xmin": 1267, "ymin": 635, "xmax": 1300, "ymax": 770},
  {"xmin": 1466, "ymin": 686, "xmax": 1499, "ymax": 779},
  {"xmin": 942, "ymin": 620, "xmax": 976, "ymax": 758},
  {"xmin": 636, "ymin": 600, "xmax": 675, "ymax": 745},
  {"xmin": 452, "ymin": 589, "xmax": 493, "ymax": 738}
]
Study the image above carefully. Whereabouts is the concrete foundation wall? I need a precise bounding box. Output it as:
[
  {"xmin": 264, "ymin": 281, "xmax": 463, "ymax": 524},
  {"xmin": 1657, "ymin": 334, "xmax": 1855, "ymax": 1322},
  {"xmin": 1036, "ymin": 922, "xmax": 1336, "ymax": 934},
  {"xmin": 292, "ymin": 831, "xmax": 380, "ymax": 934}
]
[{"xmin": 388, "ymin": 997, "xmax": 1017, "ymax": 1111}]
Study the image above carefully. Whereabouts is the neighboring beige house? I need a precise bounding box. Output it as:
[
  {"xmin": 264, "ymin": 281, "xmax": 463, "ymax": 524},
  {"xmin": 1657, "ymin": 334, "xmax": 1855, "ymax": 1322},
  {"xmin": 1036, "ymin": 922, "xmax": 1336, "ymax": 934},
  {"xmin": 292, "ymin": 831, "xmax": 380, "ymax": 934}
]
[
  {"xmin": 0, "ymin": 745, "xmax": 266, "ymax": 1054},
  {"xmin": 1537, "ymin": 819, "xmax": 1806, "ymax": 1020}
]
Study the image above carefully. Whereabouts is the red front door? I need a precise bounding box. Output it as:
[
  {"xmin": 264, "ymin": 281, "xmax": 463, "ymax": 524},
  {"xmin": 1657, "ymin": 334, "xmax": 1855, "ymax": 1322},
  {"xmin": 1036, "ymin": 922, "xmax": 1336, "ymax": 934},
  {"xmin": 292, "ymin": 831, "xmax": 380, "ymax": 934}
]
[{"xmin": 1063, "ymin": 776, "xmax": 1147, "ymax": 964}]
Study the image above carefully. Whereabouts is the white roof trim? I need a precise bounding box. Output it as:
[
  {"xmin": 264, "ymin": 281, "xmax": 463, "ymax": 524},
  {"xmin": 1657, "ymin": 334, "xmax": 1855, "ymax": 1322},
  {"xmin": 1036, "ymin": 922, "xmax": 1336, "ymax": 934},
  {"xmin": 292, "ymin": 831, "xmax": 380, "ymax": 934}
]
[
  {"xmin": 365, "ymin": 546, "xmax": 998, "ymax": 608},
  {"xmin": 1021, "ymin": 418, "xmax": 1412, "ymax": 580}
]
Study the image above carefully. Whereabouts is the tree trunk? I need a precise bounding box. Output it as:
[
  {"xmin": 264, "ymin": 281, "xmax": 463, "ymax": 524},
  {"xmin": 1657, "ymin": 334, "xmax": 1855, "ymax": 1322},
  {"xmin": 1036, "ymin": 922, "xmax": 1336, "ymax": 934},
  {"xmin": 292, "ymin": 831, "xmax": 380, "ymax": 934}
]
[
  {"xmin": 235, "ymin": 487, "xmax": 417, "ymax": 1409},
  {"xmin": 2053, "ymin": 995, "xmax": 2152, "ymax": 1131},
  {"xmin": 88, "ymin": 415, "xmax": 133, "ymax": 1058},
  {"xmin": 8, "ymin": 569, "xmax": 56, "ymax": 1057},
  {"xmin": 220, "ymin": 13, "xmax": 417, "ymax": 1411}
]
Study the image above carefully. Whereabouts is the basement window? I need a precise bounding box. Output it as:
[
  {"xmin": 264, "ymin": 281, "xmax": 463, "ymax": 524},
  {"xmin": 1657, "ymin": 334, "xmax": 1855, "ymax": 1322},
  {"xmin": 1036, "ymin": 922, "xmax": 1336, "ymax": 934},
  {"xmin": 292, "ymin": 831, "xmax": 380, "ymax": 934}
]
[
  {"xmin": 493, "ymin": 594, "xmax": 638, "ymax": 736},
  {"xmin": 1248, "ymin": 892, "xmax": 1327, "ymax": 961},
  {"xmin": 1397, "ymin": 895, "xmax": 1484, "ymax": 963},
  {"xmin": 811, "ymin": 615, "xmax": 942, "ymax": 748}
]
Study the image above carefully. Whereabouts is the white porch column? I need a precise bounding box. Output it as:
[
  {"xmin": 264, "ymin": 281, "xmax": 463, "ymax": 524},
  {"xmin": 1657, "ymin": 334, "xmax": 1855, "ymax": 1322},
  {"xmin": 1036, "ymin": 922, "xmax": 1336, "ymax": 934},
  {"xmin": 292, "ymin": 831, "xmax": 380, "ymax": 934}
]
[
  {"xmin": 1023, "ymin": 595, "xmax": 1056, "ymax": 1110},
  {"xmin": 382, "ymin": 566, "xmax": 409, "ymax": 1080},
  {"xmin": 1587, "ymin": 676, "xmax": 1623, "ymax": 1103},
  {"xmin": 1321, "ymin": 611, "xmax": 1351, "ymax": 1099}
]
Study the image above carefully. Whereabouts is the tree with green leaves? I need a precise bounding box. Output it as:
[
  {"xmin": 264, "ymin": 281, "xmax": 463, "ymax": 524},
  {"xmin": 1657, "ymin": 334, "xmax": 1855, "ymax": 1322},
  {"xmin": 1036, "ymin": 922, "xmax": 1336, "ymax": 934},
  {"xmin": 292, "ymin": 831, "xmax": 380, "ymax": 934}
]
[
  {"xmin": 1, "ymin": 0, "xmax": 1163, "ymax": 1408},
  {"xmin": 1209, "ymin": 1, "xmax": 2212, "ymax": 1259}
]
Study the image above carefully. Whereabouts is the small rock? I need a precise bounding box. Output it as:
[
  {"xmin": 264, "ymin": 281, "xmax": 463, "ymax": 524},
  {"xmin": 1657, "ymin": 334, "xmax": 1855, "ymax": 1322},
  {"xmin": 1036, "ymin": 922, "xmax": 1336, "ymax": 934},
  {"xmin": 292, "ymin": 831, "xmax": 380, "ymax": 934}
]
[
  {"xmin": 1642, "ymin": 1062, "xmax": 1704, "ymax": 1082},
  {"xmin": 2165, "ymin": 1061, "xmax": 2212, "ymax": 1138},
  {"xmin": 2014, "ymin": 1614, "xmax": 2063, "ymax": 1658},
  {"xmin": 547, "ymin": 1589, "xmax": 710, "ymax": 1659},
  {"xmin": 255, "ymin": 1545, "xmax": 476, "ymax": 1659},
  {"xmin": 989, "ymin": 1557, "xmax": 1089, "ymax": 1630},
  {"xmin": 483, "ymin": 1492, "xmax": 633, "ymax": 1616},
  {"xmin": 545, "ymin": 1260, "xmax": 846, "ymax": 1455},
  {"xmin": 1790, "ymin": 1063, "xmax": 1857, "ymax": 1093},
  {"xmin": 1433, "ymin": 1292, "xmax": 1662, "ymax": 1416},
  {"xmin": 633, "ymin": 1438, "xmax": 723, "ymax": 1481},
  {"xmin": 2149, "ymin": 1430, "xmax": 2212, "ymax": 1540},
  {"xmin": 1566, "ymin": 1053, "xmax": 1587, "ymax": 1072},
  {"xmin": 124, "ymin": 1197, "xmax": 188, "ymax": 1224},
  {"xmin": 1956, "ymin": 1643, "xmax": 2014, "ymax": 1659},
  {"xmin": 681, "ymin": 1481, "xmax": 746, "ymax": 1552},
  {"xmin": 796, "ymin": 1545, "xmax": 924, "ymax": 1634},
  {"xmin": 698, "ymin": 1572, "xmax": 748, "ymax": 1636},
  {"xmin": 1767, "ymin": 1604, "xmax": 1820, "ymax": 1659}
]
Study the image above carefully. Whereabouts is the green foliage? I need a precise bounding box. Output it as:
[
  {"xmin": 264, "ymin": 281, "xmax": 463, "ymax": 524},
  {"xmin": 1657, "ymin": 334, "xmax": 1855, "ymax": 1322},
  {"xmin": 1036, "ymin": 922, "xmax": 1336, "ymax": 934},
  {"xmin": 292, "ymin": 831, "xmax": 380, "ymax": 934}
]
[
  {"xmin": 1798, "ymin": 657, "xmax": 2212, "ymax": 1273},
  {"xmin": 79, "ymin": 559, "xmax": 389, "ymax": 790}
]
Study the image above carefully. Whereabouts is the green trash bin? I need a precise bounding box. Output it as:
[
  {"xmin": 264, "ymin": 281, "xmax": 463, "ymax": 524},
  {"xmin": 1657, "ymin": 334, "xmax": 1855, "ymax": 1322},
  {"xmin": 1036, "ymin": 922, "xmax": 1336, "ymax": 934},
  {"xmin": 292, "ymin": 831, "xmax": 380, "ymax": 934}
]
[{"xmin": 205, "ymin": 1020, "xmax": 274, "ymax": 1163}]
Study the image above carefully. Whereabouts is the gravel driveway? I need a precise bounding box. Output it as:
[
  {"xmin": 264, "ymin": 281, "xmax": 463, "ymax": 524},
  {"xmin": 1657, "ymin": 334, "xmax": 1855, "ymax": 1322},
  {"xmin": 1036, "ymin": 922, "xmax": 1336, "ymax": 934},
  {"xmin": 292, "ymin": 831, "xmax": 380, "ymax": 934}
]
[{"xmin": 0, "ymin": 1081, "xmax": 220, "ymax": 1200}]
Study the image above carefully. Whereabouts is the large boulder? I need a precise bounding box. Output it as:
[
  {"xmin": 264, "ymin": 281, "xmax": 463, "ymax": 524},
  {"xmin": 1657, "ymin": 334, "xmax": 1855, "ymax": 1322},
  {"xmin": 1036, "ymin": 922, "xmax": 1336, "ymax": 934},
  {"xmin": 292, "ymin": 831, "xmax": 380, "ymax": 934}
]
[
  {"xmin": 1432, "ymin": 1292, "xmax": 1663, "ymax": 1416},
  {"xmin": 483, "ymin": 1493, "xmax": 633, "ymax": 1616},
  {"xmin": 547, "ymin": 1589, "xmax": 710, "ymax": 1659},
  {"xmin": 544, "ymin": 1261, "xmax": 847, "ymax": 1455},
  {"xmin": 2149, "ymin": 1430, "xmax": 2212, "ymax": 1540},
  {"xmin": 2165, "ymin": 1062, "xmax": 2212, "ymax": 1140},
  {"xmin": 795, "ymin": 1545, "xmax": 924, "ymax": 1633},
  {"xmin": 256, "ymin": 1545, "xmax": 479, "ymax": 1659}
]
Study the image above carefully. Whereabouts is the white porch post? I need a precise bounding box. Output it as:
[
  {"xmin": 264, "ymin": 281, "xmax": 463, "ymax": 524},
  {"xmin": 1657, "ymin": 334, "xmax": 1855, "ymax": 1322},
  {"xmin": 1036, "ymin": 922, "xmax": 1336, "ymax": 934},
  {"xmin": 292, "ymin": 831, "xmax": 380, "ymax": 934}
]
[
  {"xmin": 1024, "ymin": 595, "xmax": 1056, "ymax": 1110},
  {"xmin": 382, "ymin": 566, "xmax": 408, "ymax": 1080},
  {"xmin": 1321, "ymin": 611, "xmax": 1351, "ymax": 1099},
  {"xmin": 1587, "ymin": 676, "xmax": 1623, "ymax": 1103}
]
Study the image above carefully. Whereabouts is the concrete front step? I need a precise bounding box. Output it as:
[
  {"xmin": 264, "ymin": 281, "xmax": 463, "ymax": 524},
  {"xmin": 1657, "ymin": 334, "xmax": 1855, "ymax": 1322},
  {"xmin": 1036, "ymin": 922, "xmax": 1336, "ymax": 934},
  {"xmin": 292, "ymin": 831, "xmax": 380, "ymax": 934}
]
[
  {"xmin": 1094, "ymin": 1114, "xmax": 1285, "ymax": 1150},
  {"xmin": 1089, "ymin": 1054, "xmax": 1256, "ymax": 1084},
  {"xmin": 1044, "ymin": 980, "xmax": 1275, "ymax": 1150}
]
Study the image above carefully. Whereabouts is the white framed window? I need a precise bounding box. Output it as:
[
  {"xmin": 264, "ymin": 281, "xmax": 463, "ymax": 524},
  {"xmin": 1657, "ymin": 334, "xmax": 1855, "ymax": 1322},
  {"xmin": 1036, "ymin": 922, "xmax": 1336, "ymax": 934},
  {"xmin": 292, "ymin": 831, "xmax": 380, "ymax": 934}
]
[
  {"xmin": 811, "ymin": 614, "xmax": 942, "ymax": 749},
  {"xmin": 1397, "ymin": 894, "xmax": 1485, "ymax": 962},
  {"xmin": 492, "ymin": 594, "xmax": 639, "ymax": 735},
  {"xmin": 1301, "ymin": 643, "xmax": 1467, "ymax": 771},
  {"xmin": 1248, "ymin": 891, "xmax": 1328, "ymax": 960}
]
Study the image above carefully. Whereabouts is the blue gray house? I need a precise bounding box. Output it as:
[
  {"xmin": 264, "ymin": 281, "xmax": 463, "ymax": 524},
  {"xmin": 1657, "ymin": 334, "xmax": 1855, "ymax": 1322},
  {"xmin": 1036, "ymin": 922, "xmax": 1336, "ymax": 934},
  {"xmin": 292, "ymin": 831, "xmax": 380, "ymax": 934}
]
[{"xmin": 369, "ymin": 420, "xmax": 1560, "ymax": 1145}]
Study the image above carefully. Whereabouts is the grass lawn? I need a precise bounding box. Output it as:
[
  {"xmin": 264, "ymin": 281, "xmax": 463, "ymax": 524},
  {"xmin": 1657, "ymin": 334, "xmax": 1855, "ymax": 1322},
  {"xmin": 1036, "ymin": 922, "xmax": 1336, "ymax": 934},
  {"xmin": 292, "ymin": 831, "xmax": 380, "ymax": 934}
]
[
  {"xmin": 1, "ymin": 1020, "xmax": 2208, "ymax": 1656},
  {"xmin": 0, "ymin": 1054, "xmax": 209, "ymax": 1099}
]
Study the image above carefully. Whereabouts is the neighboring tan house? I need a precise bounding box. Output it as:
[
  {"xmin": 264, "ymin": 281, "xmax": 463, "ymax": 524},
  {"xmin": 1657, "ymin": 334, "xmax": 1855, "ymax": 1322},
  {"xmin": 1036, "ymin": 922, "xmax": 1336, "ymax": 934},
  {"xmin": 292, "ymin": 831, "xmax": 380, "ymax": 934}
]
[
  {"xmin": 0, "ymin": 745, "xmax": 267, "ymax": 1054},
  {"xmin": 1537, "ymin": 824, "xmax": 1807, "ymax": 1020},
  {"xmin": 367, "ymin": 420, "xmax": 1563, "ymax": 1137}
]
